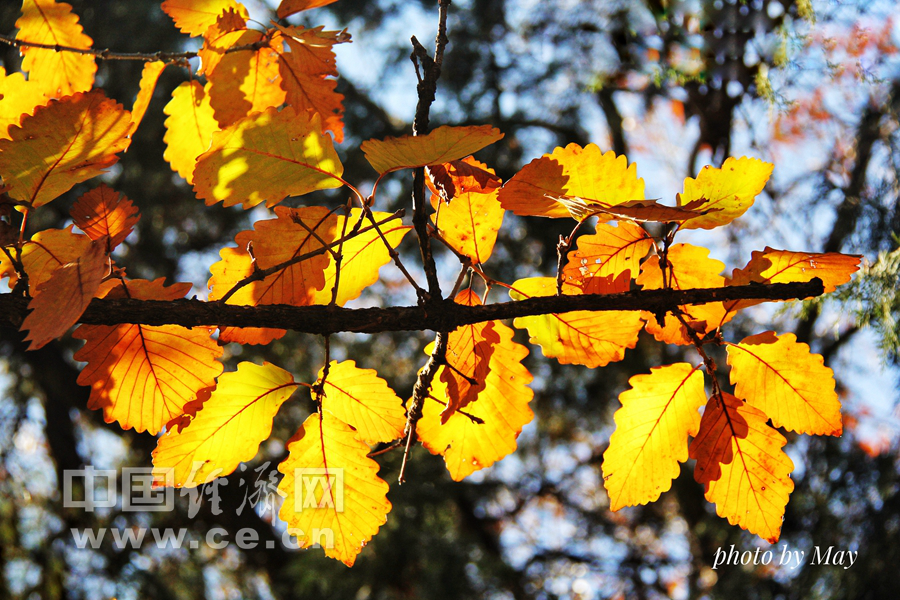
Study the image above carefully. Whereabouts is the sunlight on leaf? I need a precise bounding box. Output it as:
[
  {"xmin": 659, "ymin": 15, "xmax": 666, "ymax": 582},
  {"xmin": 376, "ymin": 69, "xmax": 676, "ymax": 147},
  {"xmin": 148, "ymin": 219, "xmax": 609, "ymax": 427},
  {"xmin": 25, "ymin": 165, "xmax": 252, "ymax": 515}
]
[
  {"xmin": 318, "ymin": 360, "xmax": 406, "ymax": 444},
  {"xmin": 361, "ymin": 125, "xmax": 503, "ymax": 175}
]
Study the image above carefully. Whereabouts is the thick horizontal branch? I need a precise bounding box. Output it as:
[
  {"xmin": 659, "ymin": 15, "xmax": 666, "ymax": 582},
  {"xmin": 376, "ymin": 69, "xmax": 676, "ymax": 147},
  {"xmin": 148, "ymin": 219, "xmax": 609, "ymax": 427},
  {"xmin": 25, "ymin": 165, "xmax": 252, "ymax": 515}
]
[{"xmin": 0, "ymin": 279, "xmax": 823, "ymax": 336}]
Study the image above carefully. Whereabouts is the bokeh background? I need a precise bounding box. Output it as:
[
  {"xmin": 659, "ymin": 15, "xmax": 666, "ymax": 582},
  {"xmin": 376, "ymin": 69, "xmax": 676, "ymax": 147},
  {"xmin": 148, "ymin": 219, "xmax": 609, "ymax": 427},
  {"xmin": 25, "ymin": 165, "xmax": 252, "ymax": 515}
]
[{"xmin": 1, "ymin": 0, "xmax": 899, "ymax": 598}]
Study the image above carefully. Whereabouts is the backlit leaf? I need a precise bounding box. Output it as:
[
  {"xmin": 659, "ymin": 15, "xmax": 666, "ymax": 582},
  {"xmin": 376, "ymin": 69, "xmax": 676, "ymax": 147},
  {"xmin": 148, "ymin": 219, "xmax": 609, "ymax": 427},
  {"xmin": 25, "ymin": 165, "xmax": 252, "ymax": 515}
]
[
  {"xmin": 130, "ymin": 61, "xmax": 168, "ymax": 134},
  {"xmin": 70, "ymin": 184, "xmax": 140, "ymax": 251},
  {"xmin": 602, "ymin": 363, "xmax": 706, "ymax": 510},
  {"xmin": 16, "ymin": 0, "xmax": 96, "ymax": 98},
  {"xmin": 163, "ymin": 81, "xmax": 220, "ymax": 184},
  {"xmin": 689, "ymin": 393, "xmax": 794, "ymax": 543},
  {"xmin": 561, "ymin": 221, "xmax": 652, "ymax": 293},
  {"xmin": 278, "ymin": 412, "xmax": 391, "ymax": 566},
  {"xmin": 727, "ymin": 331, "xmax": 842, "ymax": 436},
  {"xmin": 548, "ymin": 195, "xmax": 718, "ymax": 223},
  {"xmin": 152, "ymin": 361, "xmax": 298, "ymax": 487},
  {"xmin": 498, "ymin": 144, "xmax": 644, "ymax": 218},
  {"xmin": 0, "ymin": 91, "xmax": 131, "ymax": 207},
  {"xmin": 161, "ymin": 0, "xmax": 249, "ymax": 37},
  {"xmin": 361, "ymin": 125, "xmax": 503, "ymax": 175},
  {"xmin": 0, "ymin": 226, "xmax": 90, "ymax": 292},
  {"xmin": 73, "ymin": 278, "xmax": 224, "ymax": 434},
  {"xmin": 193, "ymin": 106, "xmax": 343, "ymax": 209},
  {"xmin": 677, "ymin": 157, "xmax": 773, "ymax": 230},
  {"xmin": 20, "ymin": 237, "xmax": 107, "ymax": 350},
  {"xmin": 318, "ymin": 360, "xmax": 405, "ymax": 444},
  {"xmin": 417, "ymin": 316, "xmax": 533, "ymax": 481},
  {"xmin": 277, "ymin": 0, "xmax": 340, "ymax": 18},
  {"xmin": 510, "ymin": 277, "xmax": 643, "ymax": 368},
  {"xmin": 427, "ymin": 156, "xmax": 501, "ymax": 202},
  {"xmin": 0, "ymin": 67, "xmax": 48, "ymax": 140}
]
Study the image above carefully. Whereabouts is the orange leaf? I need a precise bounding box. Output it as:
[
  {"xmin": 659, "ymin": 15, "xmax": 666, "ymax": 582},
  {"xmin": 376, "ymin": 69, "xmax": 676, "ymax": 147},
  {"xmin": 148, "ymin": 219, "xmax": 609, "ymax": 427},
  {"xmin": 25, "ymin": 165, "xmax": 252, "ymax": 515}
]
[
  {"xmin": 427, "ymin": 156, "xmax": 501, "ymax": 202},
  {"xmin": 361, "ymin": 125, "xmax": 504, "ymax": 175},
  {"xmin": 510, "ymin": 277, "xmax": 643, "ymax": 368},
  {"xmin": 0, "ymin": 67, "xmax": 48, "ymax": 140},
  {"xmin": 278, "ymin": 412, "xmax": 391, "ymax": 566},
  {"xmin": 163, "ymin": 81, "xmax": 220, "ymax": 184},
  {"xmin": 193, "ymin": 106, "xmax": 343, "ymax": 209},
  {"xmin": 429, "ymin": 159, "xmax": 504, "ymax": 264},
  {"xmin": 70, "ymin": 184, "xmax": 140, "ymax": 251},
  {"xmin": 0, "ymin": 226, "xmax": 90, "ymax": 292},
  {"xmin": 152, "ymin": 361, "xmax": 298, "ymax": 487},
  {"xmin": 0, "ymin": 91, "xmax": 132, "ymax": 207},
  {"xmin": 636, "ymin": 243, "xmax": 729, "ymax": 345},
  {"xmin": 130, "ymin": 61, "xmax": 168, "ymax": 135},
  {"xmin": 689, "ymin": 393, "xmax": 794, "ymax": 543},
  {"xmin": 73, "ymin": 278, "xmax": 224, "ymax": 434},
  {"xmin": 677, "ymin": 157, "xmax": 773, "ymax": 230},
  {"xmin": 277, "ymin": 0, "xmax": 340, "ymax": 18},
  {"xmin": 436, "ymin": 290, "xmax": 500, "ymax": 422},
  {"xmin": 16, "ymin": 0, "xmax": 96, "ymax": 98},
  {"xmin": 161, "ymin": 0, "xmax": 249, "ymax": 37},
  {"xmin": 602, "ymin": 364, "xmax": 706, "ymax": 510},
  {"xmin": 548, "ymin": 196, "xmax": 719, "ymax": 223},
  {"xmin": 417, "ymin": 316, "xmax": 534, "ymax": 481},
  {"xmin": 20, "ymin": 237, "xmax": 107, "ymax": 350},
  {"xmin": 312, "ymin": 209, "xmax": 410, "ymax": 306},
  {"xmin": 196, "ymin": 13, "xmax": 249, "ymax": 77},
  {"xmin": 498, "ymin": 144, "xmax": 644, "ymax": 218},
  {"xmin": 561, "ymin": 221, "xmax": 652, "ymax": 293},
  {"xmin": 318, "ymin": 360, "xmax": 406, "ymax": 444},
  {"xmin": 207, "ymin": 29, "xmax": 285, "ymax": 127},
  {"xmin": 208, "ymin": 206, "xmax": 337, "ymax": 343},
  {"xmin": 727, "ymin": 331, "xmax": 842, "ymax": 436}
]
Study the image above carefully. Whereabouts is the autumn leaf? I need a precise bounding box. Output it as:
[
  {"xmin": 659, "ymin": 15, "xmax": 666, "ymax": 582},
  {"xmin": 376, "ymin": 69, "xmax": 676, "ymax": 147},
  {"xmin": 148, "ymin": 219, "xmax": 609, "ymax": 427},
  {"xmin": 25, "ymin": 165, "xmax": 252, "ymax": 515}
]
[
  {"xmin": 636, "ymin": 244, "xmax": 729, "ymax": 345},
  {"xmin": 161, "ymin": 0, "xmax": 249, "ymax": 37},
  {"xmin": 677, "ymin": 157, "xmax": 774, "ymax": 230},
  {"xmin": 0, "ymin": 226, "xmax": 90, "ymax": 292},
  {"xmin": 0, "ymin": 91, "xmax": 132, "ymax": 207},
  {"xmin": 70, "ymin": 184, "xmax": 140, "ymax": 251},
  {"xmin": 277, "ymin": 0, "xmax": 340, "ymax": 18},
  {"xmin": 278, "ymin": 412, "xmax": 391, "ymax": 566},
  {"xmin": 193, "ymin": 106, "xmax": 343, "ymax": 209},
  {"xmin": 561, "ymin": 221, "xmax": 652, "ymax": 293},
  {"xmin": 427, "ymin": 156, "xmax": 501, "ymax": 202},
  {"xmin": 509, "ymin": 277, "xmax": 643, "ymax": 368},
  {"xmin": 0, "ymin": 67, "xmax": 47, "ymax": 140},
  {"xmin": 313, "ymin": 209, "xmax": 410, "ymax": 306},
  {"xmin": 727, "ymin": 331, "xmax": 842, "ymax": 436},
  {"xmin": 417, "ymin": 315, "xmax": 533, "ymax": 481},
  {"xmin": 317, "ymin": 360, "xmax": 406, "ymax": 444},
  {"xmin": 20, "ymin": 237, "xmax": 107, "ymax": 350},
  {"xmin": 429, "ymin": 159, "xmax": 504, "ymax": 264},
  {"xmin": 163, "ymin": 81, "xmax": 220, "ymax": 184},
  {"xmin": 498, "ymin": 144, "xmax": 644, "ymax": 218},
  {"xmin": 196, "ymin": 11, "xmax": 249, "ymax": 77},
  {"xmin": 361, "ymin": 125, "xmax": 504, "ymax": 175},
  {"xmin": 73, "ymin": 278, "xmax": 224, "ymax": 434},
  {"xmin": 16, "ymin": 0, "xmax": 96, "ymax": 98},
  {"xmin": 548, "ymin": 195, "xmax": 719, "ymax": 223},
  {"xmin": 602, "ymin": 363, "xmax": 706, "ymax": 510},
  {"xmin": 689, "ymin": 393, "xmax": 794, "ymax": 543},
  {"xmin": 152, "ymin": 361, "xmax": 298, "ymax": 487},
  {"xmin": 129, "ymin": 61, "xmax": 168, "ymax": 135}
]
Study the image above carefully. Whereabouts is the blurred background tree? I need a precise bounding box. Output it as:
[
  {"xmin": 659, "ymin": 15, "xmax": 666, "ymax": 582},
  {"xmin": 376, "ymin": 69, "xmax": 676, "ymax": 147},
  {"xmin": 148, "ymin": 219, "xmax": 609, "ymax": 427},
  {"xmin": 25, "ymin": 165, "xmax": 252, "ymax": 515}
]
[{"xmin": 0, "ymin": 0, "xmax": 899, "ymax": 598}]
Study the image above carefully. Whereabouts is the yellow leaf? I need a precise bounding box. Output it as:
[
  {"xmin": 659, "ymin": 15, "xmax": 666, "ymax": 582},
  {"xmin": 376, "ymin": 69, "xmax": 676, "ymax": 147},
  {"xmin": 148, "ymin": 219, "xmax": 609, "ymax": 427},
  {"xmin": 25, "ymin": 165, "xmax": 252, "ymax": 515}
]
[
  {"xmin": 277, "ymin": 0, "xmax": 340, "ymax": 18},
  {"xmin": 361, "ymin": 125, "xmax": 503, "ymax": 175},
  {"xmin": 689, "ymin": 393, "xmax": 794, "ymax": 543},
  {"xmin": 429, "ymin": 159, "xmax": 504, "ymax": 264},
  {"xmin": 602, "ymin": 363, "xmax": 706, "ymax": 510},
  {"xmin": 193, "ymin": 106, "xmax": 343, "ymax": 209},
  {"xmin": 278, "ymin": 412, "xmax": 391, "ymax": 566},
  {"xmin": 73, "ymin": 278, "xmax": 224, "ymax": 434},
  {"xmin": 317, "ymin": 360, "xmax": 405, "ymax": 444},
  {"xmin": 510, "ymin": 277, "xmax": 643, "ymax": 368},
  {"xmin": 548, "ymin": 196, "xmax": 720, "ymax": 223},
  {"xmin": 0, "ymin": 67, "xmax": 48, "ymax": 140},
  {"xmin": 727, "ymin": 331, "xmax": 842, "ymax": 436},
  {"xmin": 161, "ymin": 0, "xmax": 249, "ymax": 36},
  {"xmin": 0, "ymin": 91, "xmax": 132, "ymax": 207},
  {"xmin": 16, "ymin": 0, "xmax": 96, "ymax": 98},
  {"xmin": 498, "ymin": 144, "xmax": 644, "ymax": 218},
  {"xmin": 196, "ymin": 14, "xmax": 249, "ymax": 77},
  {"xmin": 163, "ymin": 81, "xmax": 220, "ymax": 184},
  {"xmin": 130, "ymin": 61, "xmax": 168, "ymax": 135},
  {"xmin": 561, "ymin": 221, "xmax": 652, "ymax": 293},
  {"xmin": 636, "ymin": 243, "xmax": 729, "ymax": 345},
  {"xmin": 70, "ymin": 184, "xmax": 140, "ymax": 250},
  {"xmin": 417, "ymin": 316, "xmax": 533, "ymax": 481},
  {"xmin": 20, "ymin": 237, "xmax": 107, "ymax": 350},
  {"xmin": 152, "ymin": 361, "xmax": 298, "ymax": 487},
  {"xmin": 677, "ymin": 157, "xmax": 773, "ymax": 230},
  {"xmin": 0, "ymin": 226, "xmax": 90, "ymax": 292},
  {"xmin": 313, "ymin": 209, "xmax": 410, "ymax": 306}
]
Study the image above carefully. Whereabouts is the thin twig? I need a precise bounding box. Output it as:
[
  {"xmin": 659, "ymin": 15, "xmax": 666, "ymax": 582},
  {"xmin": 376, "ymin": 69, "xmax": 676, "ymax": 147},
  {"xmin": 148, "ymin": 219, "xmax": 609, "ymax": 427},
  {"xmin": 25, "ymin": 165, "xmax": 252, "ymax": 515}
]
[
  {"xmin": 399, "ymin": 331, "xmax": 447, "ymax": 484},
  {"xmin": 363, "ymin": 205, "xmax": 425, "ymax": 297},
  {"xmin": 427, "ymin": 394, "xmax": 484, "ymax": 425}
]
